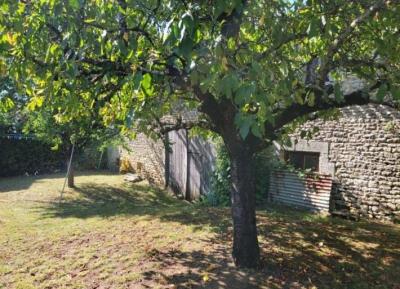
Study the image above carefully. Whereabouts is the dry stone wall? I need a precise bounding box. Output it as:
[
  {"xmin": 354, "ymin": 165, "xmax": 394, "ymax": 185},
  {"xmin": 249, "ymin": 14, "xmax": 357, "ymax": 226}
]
[
  {"xmin": 292, "ymin": 104, "xmax": 400, "ymax": 221},
  {"xmin": 120, "ymin": 133, "xmax": 166, "ymax": 187}
]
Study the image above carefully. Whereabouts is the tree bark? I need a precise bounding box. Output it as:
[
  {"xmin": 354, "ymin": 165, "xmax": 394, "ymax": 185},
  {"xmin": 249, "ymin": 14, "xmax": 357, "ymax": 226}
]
[
  {"xmin": 67, "ymin": 161, "xmax": 74, "ymax": 188},
  {"xmin": 196, "ymin": 88, "xmax": 261, "ymax": 268},
  {"xmin": 229, "ymin": 146, "xmax": 260, "ymax": 268}
]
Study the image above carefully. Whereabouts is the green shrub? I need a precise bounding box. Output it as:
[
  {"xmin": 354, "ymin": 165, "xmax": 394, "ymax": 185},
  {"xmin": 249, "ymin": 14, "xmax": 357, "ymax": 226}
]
[
  {"xmin": 203, "ymin": 142, "xmax": 231, "ymax": 206},
  {"xmin": 0, "ymin": 136, "xmax": 106, "ymax": 177},
  {"xmin": 203, "ymin": 141, "xmax": 278, "ymax": 207},
  {"xmin": 0, "ymin": 137, "xmax": 66, "ymax": 177}
]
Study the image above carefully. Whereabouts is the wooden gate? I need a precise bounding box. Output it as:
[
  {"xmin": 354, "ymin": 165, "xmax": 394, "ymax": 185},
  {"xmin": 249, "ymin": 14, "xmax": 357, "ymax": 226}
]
[
  {"xmin": 167, "ymin": 129, "xmax": 216, "ymax": 200},
  {"xmin": 168, "ymin": 129, "xmax": 188, "ymax": 196}
]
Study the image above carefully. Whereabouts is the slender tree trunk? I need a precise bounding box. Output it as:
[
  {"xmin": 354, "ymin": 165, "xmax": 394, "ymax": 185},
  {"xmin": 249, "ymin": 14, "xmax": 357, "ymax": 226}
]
[
  {"xmin": 67, "ymin": 161, "xmax": 74, "ymax": 188},
  {"xmin": 229, "ymin": 147, "xmax": 260, "ymax": 268}
]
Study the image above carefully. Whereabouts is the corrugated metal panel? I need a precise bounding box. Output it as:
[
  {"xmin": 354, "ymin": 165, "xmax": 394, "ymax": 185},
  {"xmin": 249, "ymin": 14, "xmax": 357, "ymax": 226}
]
[{"xmin": 269, "ymin": 170, "xmax": 333, "ymax": 211}]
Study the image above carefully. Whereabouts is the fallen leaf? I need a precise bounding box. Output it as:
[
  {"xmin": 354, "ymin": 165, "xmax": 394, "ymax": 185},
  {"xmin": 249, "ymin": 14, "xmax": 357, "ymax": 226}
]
[{"xmin": 203, "ymin": 273, "xmax": 210, "ymax": 282}]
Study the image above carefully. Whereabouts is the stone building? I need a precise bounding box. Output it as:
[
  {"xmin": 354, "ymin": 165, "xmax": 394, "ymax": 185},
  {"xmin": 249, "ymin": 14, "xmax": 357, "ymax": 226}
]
[
  {"xmin": 274, "ymin": 103, "xmax": 400, "ymax": 221},
  {"xmin": 114, "ymin": 101, "xmax": 400, "ymax": 221},
  {"xmin": 119, "ymin": 133, "xmax": 167, "ymax": 187},
  {"xmin": 118, "ymin": 130, "xmax": 216, "ymax": 200}
]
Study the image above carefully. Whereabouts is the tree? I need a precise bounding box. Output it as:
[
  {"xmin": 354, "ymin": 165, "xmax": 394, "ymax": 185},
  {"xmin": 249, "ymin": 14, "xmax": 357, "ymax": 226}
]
[
  {"xmin": 1, "ymin": 0, "xmax": 399, "ymax": 268},
  {"xmin": 0, "ymin": 73, "xmax": 122, "ymax": 187},
  {"xmin": 22, "ymin": 96, "xmax": 124, "ymax": 188},
  {"xmin": 0, "ymin": 76, "xmax": 25, "ymax": 134}
]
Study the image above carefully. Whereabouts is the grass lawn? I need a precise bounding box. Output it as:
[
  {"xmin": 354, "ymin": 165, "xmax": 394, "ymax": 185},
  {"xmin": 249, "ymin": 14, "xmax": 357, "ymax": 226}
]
[{"xmin": 0, "ymin": 172, "xmax": 399, "ymax": 289}]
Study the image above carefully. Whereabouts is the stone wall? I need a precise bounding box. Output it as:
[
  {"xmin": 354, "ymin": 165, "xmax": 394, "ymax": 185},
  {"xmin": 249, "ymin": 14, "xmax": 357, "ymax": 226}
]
[
  {"xmin": 290, "ymin": 104, "xmax": 400, "ymax": 221},
  {"xmin": 120, "ymin": 133, "xmax": 166, "ymax": 187}
]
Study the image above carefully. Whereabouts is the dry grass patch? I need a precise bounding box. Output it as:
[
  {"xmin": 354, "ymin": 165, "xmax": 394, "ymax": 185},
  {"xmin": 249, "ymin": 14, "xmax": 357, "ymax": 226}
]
[{"xmin": 0, "ymin": 172, "xmax": 399, "ymax": 289}]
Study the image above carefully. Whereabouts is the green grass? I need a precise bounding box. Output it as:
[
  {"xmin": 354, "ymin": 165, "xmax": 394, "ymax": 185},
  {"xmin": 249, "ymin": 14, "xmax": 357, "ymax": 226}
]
[{"xmin": 0, "ymin": 172, "xmax": 399, "ymax": 289}]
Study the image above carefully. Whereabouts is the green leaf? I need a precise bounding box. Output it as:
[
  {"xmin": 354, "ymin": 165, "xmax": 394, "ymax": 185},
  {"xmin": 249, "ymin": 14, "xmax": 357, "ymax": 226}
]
[
  {"xmin": 69, "ymin": 0, "xmax": 80, "ymax": 9},
  {"xmin": 251, "ymin": 124, "xmax": 262, "ymax": 138},
  {"xmin": 235, "ymin": 113, "xmax": 255, "ymax": 140},
  {"xmin": 227, "ymin": 38, "xmax": 236, "ymax": 50},
  {"xmin": 190, "ymin": 70, "xmax": 200, "ymax": 85},
  {"xmin": 239, "ymin": 121, "xmax": 251, "ymax": 140},
  {"xmin": 0, "ymin": 97, "xmax": 14, "ymax": 112},
  {"xmin": 214, "ymin": 0, "xmax": 226, "ymax": 19},
  {"xmin": 217, "ymin": 73, "xmax": 239, "ymax": 99},
  {"xmin": 27, "ymin": 96, "xmax": 44, "ymax": 111},
  {"xmin": 182, "ymin": 14, "xmax": 194, "ymax": 36},
  {"xmin": 307, "ymin": 18, "xmax": 320, "ymax": 37},
  {"xmin": 390, "ymin": 86, "xmax": 400, "ymax": 100},
  {"xmin": 376, "ymin": 84, "xmax": 387, "ymax": 102},
  {"xmin": 0, "ymin": 3, "xmax": 9, "ymax": 14},
  {"xmin": 142, "ymin": 73, "xmax": 152, "ymax": 90},
  {"xmin": 334, "ymin": 83, "xmax": 343, "ymax": 102},
  {"xmin": 133, "ymin": 72, "xmax": 143, "ymax": 91},
  {"xmin": 178, "ymin": 37, "xmax": 193, "ymax": 60},
  {"xmin": 234, "ymin": 83, "xmax": 255, "ymax": 105},
  {"xmin": 307, "ymin": 91, "xmax": 315, "ymax": 106},
  {"xmin": 294, "ymin": 91, "xmax": 304, "ymax": 105}
]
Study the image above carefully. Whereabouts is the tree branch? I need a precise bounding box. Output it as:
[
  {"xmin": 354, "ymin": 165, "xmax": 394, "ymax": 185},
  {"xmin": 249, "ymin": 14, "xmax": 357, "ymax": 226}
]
[
  {"xmin": 257, "ymin": 32, "xmax": 308, "ymax": 61},
  {"xmin": 83, "ymin": 21, "xmax": 155, "ymax": 46},
  {"xmin": 317, "ymin": 0, "xmax": 389, "ymax": 88},
  {"xmin": 267, "ymin": 81, "xmax": 388, "ymax": 140}
]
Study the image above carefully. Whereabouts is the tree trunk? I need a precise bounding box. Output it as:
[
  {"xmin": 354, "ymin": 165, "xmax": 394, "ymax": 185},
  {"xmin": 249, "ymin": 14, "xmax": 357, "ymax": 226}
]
[
  {"xmin": 196, "ymin": 88, "xmax": 261, "ymax": 268},
  {"xmin": 67, "ymin": 161, "xmax": 74, "ymax": 188},
  {"xmin": 229, "ymin": 147, "xmax": 260, "ymax": 268}
]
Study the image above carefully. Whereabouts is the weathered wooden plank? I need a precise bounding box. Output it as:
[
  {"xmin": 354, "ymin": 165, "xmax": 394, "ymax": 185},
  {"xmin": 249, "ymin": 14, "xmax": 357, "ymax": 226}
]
[
  {"xmin": 168, "ymin": 130, "xmax": 216, "ymax": 200},
  {"xmin": 187, "ymin": 136, "xmax": 216, "ymax": 200},
  {"xmin": 168, "ymin": 129, "xmax": 188, "ymax": 197}
]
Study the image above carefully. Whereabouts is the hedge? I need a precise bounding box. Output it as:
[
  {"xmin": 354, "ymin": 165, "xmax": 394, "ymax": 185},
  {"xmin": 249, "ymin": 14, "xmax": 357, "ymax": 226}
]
[{"xmin": 0, "ymin": 137, "xmax": 66, "ymax": 177}]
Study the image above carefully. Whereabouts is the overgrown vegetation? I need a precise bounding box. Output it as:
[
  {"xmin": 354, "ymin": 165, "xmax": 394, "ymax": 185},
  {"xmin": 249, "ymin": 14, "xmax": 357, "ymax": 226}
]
[
  {"xmin": 204, "ymin": 142, "xmax": 278, "ymax": 207},
  {"xmin": 0, "ymin": 135, "xmax": 109, "ymax": 177},
  {"xmin": 0, "ymin": 76, "xmax": 111, "ymax": 177},
  {"xmin": 0, "ymin": 137, "xmax": 65, "ymax": 177}
]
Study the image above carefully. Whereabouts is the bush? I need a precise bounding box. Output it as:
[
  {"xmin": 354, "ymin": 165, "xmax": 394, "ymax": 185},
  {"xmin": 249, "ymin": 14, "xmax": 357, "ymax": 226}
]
[
  {"xmin": 202, "ymin": 141, "xmax": 277, "ymax": 207},
  {"xmin": 203, "ymin": 142, "xmax": 231, "ymax": 206},
  {"xmin": 0, "ymin": 137, "xmax": 66, "ymax": 177}
]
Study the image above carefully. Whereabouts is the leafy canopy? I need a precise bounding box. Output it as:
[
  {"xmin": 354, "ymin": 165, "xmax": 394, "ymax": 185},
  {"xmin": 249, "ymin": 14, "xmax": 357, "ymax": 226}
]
[{"xmin": 0, "ymin": 0, "xmax": 399, "ymax": 144}]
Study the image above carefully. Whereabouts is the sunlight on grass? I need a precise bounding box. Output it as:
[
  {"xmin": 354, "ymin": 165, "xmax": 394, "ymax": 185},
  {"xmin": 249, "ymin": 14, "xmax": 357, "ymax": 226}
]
[{"xmin": 0, "ymin": 172, "xmax": 399, "ymax": 289}]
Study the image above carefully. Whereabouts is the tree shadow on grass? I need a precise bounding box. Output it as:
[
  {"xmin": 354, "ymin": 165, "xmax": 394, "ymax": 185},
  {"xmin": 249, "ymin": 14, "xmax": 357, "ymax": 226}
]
[
  {"xmin": 0, "ymin": 173, "xmax": 63, "ymax": 193},
  {"xmin": 37, "ymin": 183, "xmax": 400, "ymax": 289},
  {"xmin": 39, "ymin": 182, "xmax": 231, "ymax": 233},
  {"xmin": 138, "ymin": 239, "xmax": 262, "ymax": 289},
  {"xmin": 255, "ymin": 207, "xmax": 400, "ymax": 289},
  {"xmin": 41, "ymin": 183, "xmax": 181, "ymax": 215},
  {"xmin": 158, "ymin": 212, "xmax": 400, "ymax": 289}
]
